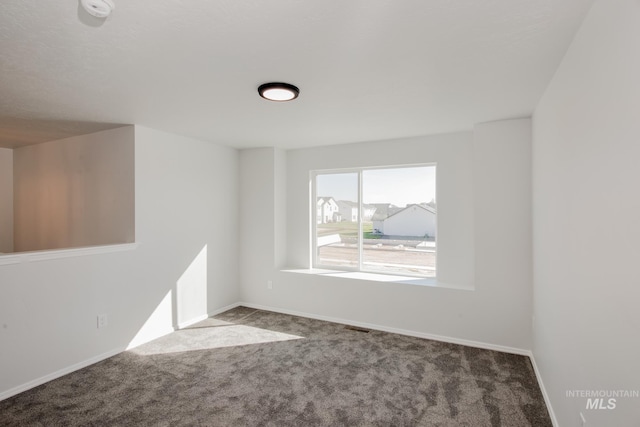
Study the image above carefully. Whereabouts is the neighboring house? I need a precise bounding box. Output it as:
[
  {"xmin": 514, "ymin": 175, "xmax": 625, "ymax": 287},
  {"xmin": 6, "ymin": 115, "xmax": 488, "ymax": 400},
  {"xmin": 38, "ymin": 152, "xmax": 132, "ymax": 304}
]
[
  {"xmin": 362, "ymin": 204, "xmax": 376, "ymax": 221},
  {"xmin": 375, "ymin": 204, "xmax": 436, "ymax": 237},
  {"xmin": 317, "ymin": 197, "xmax": 340, "ymax": 224},
  {"xmin": 371, "ymin": 203, "xmax": 402, "ymax": 233},
  {"xmin": 336, "ymin": 200, "xmax": 376, "ymax": 222}
]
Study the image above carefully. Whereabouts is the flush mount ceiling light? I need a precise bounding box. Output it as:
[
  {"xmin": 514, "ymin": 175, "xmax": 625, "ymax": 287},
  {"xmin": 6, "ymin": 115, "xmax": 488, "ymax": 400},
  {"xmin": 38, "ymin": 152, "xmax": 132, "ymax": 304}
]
[
  {"xmin": 258, "ymin": 82, "xmax": 300, "ymax": 102},
  {"xmin": 81, "ymin": 0, "xmax": 115, "ymax": 18}
]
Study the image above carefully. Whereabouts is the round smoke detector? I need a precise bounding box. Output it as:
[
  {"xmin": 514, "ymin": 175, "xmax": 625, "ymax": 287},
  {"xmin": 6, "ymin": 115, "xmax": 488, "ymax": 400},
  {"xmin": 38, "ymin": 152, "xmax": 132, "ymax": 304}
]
[{"xmin": 81, "ymin": 0, "xmax": 115, "ymax": 18}]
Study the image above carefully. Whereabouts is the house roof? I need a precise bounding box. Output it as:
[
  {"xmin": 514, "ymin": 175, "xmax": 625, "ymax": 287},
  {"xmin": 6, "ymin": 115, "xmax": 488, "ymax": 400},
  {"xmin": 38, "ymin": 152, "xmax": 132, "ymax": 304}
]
[
  {"xmin": 383, "ymin": 204, "xmax": 436, "ymax": 221},
  {"xmin": 371, "ymin": 204, "xmax": 403, "ymax": 221},
  {"xmin": 336, "ymin": 200, "xmax": 357, "ymax": 208},
  {"xmin": 337, "ymin": 200, "xmax": 374, "ymax": 209},
  {"xmin": 0, "ymin": 2, "xmax": 593, "ymax": 149},
  {"xmin": 317, "ymin": 197, "xmax": 337, "ymax": 205}
]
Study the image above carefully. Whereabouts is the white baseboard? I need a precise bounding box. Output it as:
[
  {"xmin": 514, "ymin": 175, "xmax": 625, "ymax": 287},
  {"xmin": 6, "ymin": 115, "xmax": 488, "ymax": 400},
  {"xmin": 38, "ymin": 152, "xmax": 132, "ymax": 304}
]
[
  {"xmin": 1, "ymin": 299, "xmax": 556, "ymax": 427},
  {"xmin": 177, "ymin": 303, "xmax": 242, "ymax": 329},
  {"xmin": 239, "ymin": 302, "xmax": 530, "ymax": 356},
  {"xmin": 528, "ymin": 352, "xmax": 558, "ymax": 427},
  {"xmin": 240, "ymin": 302, "xmax": 558, "ymax": 424},
  {"xmin": 177, "ymin": 314, "xmax": 210, "ymax": 329},
  {"xmin": 0, "ymin": 302, "xmax": 243, "ymax": 402},
  {"xmin": 125, "ymin": 326, "xmax": 176, "ymax": 350},
  {"xmin": 0, "ymin": 347, "xmax": 124, "ymax": 402},
  {"xmin": 208, "ymin": 302, "xmax": 242, "ymax": 318}
]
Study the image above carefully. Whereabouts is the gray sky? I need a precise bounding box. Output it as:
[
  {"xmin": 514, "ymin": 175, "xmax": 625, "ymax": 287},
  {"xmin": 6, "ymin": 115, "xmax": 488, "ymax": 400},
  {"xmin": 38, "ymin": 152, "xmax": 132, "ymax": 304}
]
[{"xmin": 316, "ymin": 166, "xmax": 435, "ymax": 207}]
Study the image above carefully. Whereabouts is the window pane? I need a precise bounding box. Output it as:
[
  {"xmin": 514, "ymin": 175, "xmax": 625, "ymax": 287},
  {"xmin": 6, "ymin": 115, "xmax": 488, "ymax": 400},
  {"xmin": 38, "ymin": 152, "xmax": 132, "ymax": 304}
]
[
  {"xmin": 362, "ymin": 166, "xmax": 436, "ymax": 277},
  {"xmin": 315, "ymin": 173, "xmax": 358, "ymax": 268}
]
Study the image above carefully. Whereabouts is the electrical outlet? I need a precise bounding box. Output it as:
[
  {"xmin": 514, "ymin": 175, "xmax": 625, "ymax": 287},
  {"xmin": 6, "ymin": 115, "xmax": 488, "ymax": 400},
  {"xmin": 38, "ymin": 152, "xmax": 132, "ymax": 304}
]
[
  {"xmin": 267, "ymin": 280, "xmax": 273, "ymax": 290},
  {"xmin": 97, "ymin": 314, "xmax": 108, "ymax": 329},
  {"xmin": 580, "ymin": 412, "xmax": 586, "ymax": 426}
]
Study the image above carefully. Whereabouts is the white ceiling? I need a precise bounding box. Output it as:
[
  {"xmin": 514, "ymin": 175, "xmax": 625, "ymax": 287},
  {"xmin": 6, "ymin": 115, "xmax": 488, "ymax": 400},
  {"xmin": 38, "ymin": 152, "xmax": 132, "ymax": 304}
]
[{"xmin": 0, "ymin": 0, "xmax": 594, "ymax": 149}]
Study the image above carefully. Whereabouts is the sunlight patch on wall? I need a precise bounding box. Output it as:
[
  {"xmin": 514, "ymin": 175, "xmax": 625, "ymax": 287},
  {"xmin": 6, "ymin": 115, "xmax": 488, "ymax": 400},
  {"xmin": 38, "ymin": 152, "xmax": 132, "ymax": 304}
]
[
  {"xmin": 126, "ymin": 290, "xmax": 174, "ymax": 350},
  {"xmin": 177, "ymin": 245, "xmax": 208, "ymax": 326}
]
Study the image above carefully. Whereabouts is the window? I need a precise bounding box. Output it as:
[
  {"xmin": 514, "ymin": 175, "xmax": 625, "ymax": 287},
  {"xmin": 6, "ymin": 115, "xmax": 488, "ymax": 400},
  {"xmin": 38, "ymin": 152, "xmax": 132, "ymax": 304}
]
[{"xmin": 312, "ymin": 165, "xmax": 436, "ymax": 277}]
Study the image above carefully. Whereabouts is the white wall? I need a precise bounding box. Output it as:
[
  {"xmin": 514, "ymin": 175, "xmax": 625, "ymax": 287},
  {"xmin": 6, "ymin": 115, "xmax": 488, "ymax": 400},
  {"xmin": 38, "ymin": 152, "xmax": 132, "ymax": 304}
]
[
  {"xmin": 13, "ymin": 127, "xmax": 135, "ymax": 252},
  {"xmin": 532, "ymin": 1, "xmax": 640, "ymax": 425},
  {"xmin": 0, "ymin": 126, "xmax": 239, "ymax": 398},
  {"xmin": 473, "ymin": 119, "xmax": 533, "ymax": 351},
  {"xmin": 240, "ymin": 120, "xmax": 532, "ymax": 351},
  {"xmin": 239, "ymin": 148, "xmax": 284, "ymax": 306},
  {"xmin": 0, "ymin": 148, "xmax": 12, "ymax": 253}
]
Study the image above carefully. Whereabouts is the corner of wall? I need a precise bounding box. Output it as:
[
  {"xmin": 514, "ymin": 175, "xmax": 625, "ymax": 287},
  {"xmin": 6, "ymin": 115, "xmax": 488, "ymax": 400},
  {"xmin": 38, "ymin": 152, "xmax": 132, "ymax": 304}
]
[{"xmin": 473, "ymin": 117, "xmax": 533, "ymax": 351}]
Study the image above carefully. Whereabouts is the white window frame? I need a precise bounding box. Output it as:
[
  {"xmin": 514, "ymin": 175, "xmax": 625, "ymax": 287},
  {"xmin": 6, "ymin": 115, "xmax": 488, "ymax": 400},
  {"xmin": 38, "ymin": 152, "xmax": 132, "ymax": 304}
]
[{"xmin": 311, "ymin": 163, "xmax": 437, "ymax": 278}]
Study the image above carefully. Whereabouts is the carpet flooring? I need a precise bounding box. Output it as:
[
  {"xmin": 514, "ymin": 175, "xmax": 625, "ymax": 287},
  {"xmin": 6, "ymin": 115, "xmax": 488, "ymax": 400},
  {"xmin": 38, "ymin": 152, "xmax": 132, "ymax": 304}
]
[{"xmin": 0, "ymin": 307, "xmax": 552, "ymax": 426}]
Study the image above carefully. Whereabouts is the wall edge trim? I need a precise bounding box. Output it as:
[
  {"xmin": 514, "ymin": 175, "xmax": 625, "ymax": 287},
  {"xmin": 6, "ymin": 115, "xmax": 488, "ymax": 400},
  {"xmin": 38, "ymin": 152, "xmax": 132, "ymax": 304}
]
[
  {"xmin": 239, "ymin": 302, "xmax": 530, "ymax": 355},
  {"xmin": 0, "ymin": 347, "xmax": 125, "ymax": 402},
  {"xmin": 528, "ymin": 351, "xmax": 559, "ymax": 427}
]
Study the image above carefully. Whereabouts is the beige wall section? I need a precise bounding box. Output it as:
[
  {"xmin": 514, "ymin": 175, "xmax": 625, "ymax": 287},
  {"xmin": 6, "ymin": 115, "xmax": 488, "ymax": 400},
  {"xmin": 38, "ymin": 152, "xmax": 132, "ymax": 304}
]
[
  {"xmin": 13, "ymin": 126, "xmax": 135, "ymax": 252},
  {"xmin": 0, "ymin": 148, "xmax": 13, "ymax": 253}
]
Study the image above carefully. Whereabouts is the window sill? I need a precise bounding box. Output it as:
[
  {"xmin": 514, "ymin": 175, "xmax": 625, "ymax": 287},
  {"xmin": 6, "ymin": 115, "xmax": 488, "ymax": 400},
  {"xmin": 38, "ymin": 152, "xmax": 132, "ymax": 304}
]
[
  {"xmin": 281, "ymin": 268, "xmax": 473, "ymax": 291},
  {"xmin": 0, "ymin": 243, "xmax": 139, "ymax": 266}
]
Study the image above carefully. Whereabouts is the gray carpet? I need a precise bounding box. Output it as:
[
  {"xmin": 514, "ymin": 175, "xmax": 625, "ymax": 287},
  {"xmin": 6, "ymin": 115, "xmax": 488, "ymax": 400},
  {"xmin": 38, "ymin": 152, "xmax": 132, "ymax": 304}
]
[{"xmin": 0, "ymin": 307, "xmax": 552, "ymax": 426}]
